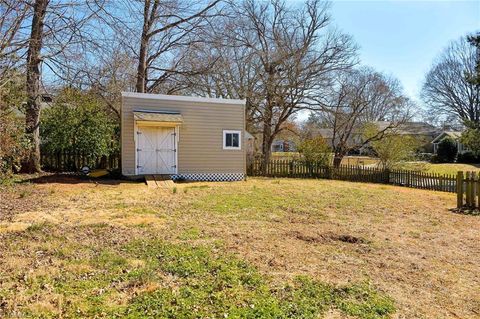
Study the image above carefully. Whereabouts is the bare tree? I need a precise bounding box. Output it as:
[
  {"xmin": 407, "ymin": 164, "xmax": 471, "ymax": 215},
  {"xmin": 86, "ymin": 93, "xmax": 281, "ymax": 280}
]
[
  {"xmin": 81, "ymin": 47, "xmax": 137, "ymax": 119},
  {"xmin": 313, "ymin": 67, "xmax": 411, "ymax": 167},
  {"xmin": 55, "ymin": 0, "xmax": 222, "ymax": 120},
  {"xmin": 185, "ymin": 0, "xmax": 357, "ymax": 170},
  {"xmin": 115, "ymin": 0, "xmax": 222, "ymax": 93},
  {"xmin": 0, "ymin": 0, "xmax": 30, "ymax": 85},
  {"xmin": 422, "ymin": 35, "xmax": 480, "ymax": 126}
]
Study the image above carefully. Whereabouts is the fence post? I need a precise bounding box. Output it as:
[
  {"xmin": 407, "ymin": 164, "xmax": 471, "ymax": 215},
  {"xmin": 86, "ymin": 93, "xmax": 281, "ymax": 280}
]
[
  {"xmin": 466, "ymin": 172, "xmax": 478, "ymax": 209},
  {"xmin": 476, "ymin": 173, "xmax": 480, "ymax": 209},
  {"xmin": 466, "ymin": 172, "xmax": 472, "ymax": 208},
  {"xmin": 456, "ymin": 171, "xmax": 464, "ymax": 208},
  {"xmin": 472, "ymin": 172, "xmax": 478, "ymax": 209},
  {"xmin": 384, "ymin": 169, "xmax": 390, "ymax": 184}
]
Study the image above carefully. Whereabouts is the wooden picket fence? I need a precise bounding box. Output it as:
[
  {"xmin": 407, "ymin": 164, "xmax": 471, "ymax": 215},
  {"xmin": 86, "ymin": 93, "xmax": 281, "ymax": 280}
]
[
  {"xmin": 40, "ymin": 151, "xmax": 120, "ymax": 172},
  {"xmin": 456, "ymin": 172, "xmax": 480, "ymax": 210},
  {"xmin": 247, "ymin": 159, "xmax": 458, "ymax": 193}
]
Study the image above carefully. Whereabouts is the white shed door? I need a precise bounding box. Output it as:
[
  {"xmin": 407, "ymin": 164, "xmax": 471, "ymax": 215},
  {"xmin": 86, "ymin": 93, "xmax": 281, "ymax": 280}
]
[{"xmin": 137, "ymin": 126, "xmax": 176, "ymax": 174}]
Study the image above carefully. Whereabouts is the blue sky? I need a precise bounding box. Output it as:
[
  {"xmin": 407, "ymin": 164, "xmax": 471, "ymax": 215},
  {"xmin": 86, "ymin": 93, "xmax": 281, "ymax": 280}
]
[{"xmin": 329, "ymin": 0, "xmax": 479, "ymax": 104}]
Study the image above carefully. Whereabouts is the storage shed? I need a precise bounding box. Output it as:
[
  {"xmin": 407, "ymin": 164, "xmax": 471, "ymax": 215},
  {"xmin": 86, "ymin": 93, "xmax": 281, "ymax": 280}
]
[{"xmin": 121, "ymin": 92, "xmax": 247, "ymax": 181}]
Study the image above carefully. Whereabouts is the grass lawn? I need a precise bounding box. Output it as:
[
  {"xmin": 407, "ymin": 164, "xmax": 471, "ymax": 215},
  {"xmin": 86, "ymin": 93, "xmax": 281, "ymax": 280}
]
[
  {"xmin": 400, "ymin": 162, "xmax": 480, "ymax": 175},
  {"xmin": 1, "ymin": 175, "xmax": 479, "ymax": 318}
]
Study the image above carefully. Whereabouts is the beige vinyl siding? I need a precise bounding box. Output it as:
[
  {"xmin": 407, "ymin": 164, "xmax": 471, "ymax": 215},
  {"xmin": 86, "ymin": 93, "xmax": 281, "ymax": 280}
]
[{"xmin": 121, "ymin": 93, "xmax": 246, "ymax": 176}]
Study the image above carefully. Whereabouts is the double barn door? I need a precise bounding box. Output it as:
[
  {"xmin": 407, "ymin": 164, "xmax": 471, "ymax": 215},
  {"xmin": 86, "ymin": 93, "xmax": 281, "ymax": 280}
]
[{"xmin": 136, "ymin": 126, "xmax": 177, "ymax": 174}]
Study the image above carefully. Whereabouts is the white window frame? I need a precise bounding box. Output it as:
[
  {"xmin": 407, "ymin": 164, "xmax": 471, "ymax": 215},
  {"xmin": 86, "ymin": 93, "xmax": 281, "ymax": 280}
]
[{"xmin": 223, "ymin": 130, "xmax": 241, "ymax": 150}]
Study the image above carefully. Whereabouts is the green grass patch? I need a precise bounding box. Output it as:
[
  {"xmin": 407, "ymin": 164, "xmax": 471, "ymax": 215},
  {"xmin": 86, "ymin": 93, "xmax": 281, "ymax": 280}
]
[
  {"xmin": 131, "ymin": 207, "xmax": 158, "ymax": 215},
  {"xmin": 178, "ymin": 227, "xmax": 203, "ymax": 240},
  {"xmin": 1, "ymin": 227, "xmax": 394, "ymax": 318},
  {"xmin": 25, "ymin": 221, "xmax": 50, "ymax": 232},
  {"xmin": 123, "ymin": 241, "xmax": 394, "ymax": 319},
  {"xmin": 188, "ymin": 180, "xmax": 389, "ymax": 221},
  {"xmin": 190, "ymin": 185, "xmax": 303, "ymax": 217}
]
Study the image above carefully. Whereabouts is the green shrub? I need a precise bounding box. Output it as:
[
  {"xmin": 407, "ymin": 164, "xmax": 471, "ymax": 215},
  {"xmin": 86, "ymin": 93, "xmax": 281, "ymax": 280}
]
[
  {"xmin": 297, "ymin": 137, "xmax": 331, "ymax": 165},
  {"xmin": 0, "ymin": 108, "xmax": 30, "ymax": 178},
  {"xmin": 457, "ymin": 151, "xmax": 480, "ymax": 163},
  {"xmin": 460, "ymin": 127, "xmax": 480, "ymax": 156},
  {"xmin": 40, "ymin": 88, "xmax": 118, "ymax": 169},
  {"xmin": 370, "ymin": 135, "xmax": 419, "ymax": 169},
  {"xmin": 433, "ymin": 138, "xmax": 457, "ymax": 163},
  {"xmin": 0, "ymin": 74, "xmax": 29, "ymax": 178},
  {"xmin": 363, "ymin": 124, "xmax": 420, "ymax": 169}
]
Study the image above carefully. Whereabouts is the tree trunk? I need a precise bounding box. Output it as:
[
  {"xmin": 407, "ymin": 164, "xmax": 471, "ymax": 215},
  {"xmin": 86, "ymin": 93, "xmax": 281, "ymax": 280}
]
[
  {"xmin": 135, "ymin": 35, "xmax": 148, "ymax": 93},
  {"xmin": 260, "ymin": 65, "xmax": 276, "ymax": 174},
  {"xmin": 333, "ymin": 154, "xmax": 344, "ymax": 168},
  {"xmin": 135, "ymin": 0, "xmax": 151, "ymax": 93},
  {"xmin": 261, "ymin": 120, "xmax": 273, "ymax": 174},
  {"xmin": 21, "ymin": 0, "xmax": 48, "ymax": 173}
]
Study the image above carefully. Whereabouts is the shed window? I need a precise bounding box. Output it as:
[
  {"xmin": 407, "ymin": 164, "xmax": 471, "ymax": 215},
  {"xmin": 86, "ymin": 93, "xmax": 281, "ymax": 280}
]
[{"xmin": 223, "ymin": 130, "xmax": 241, "ymax": 150}]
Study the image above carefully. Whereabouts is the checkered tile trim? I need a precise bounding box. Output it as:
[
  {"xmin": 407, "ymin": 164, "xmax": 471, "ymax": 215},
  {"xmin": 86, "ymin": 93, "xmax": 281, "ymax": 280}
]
[{"xmin": 171, "ymin": 173, "xmax": 245, "ymax": 182}]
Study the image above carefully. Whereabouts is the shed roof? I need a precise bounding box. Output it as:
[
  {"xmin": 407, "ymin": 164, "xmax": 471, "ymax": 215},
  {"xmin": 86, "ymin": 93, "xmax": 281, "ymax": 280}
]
[
  {"xmin": 133, "ymin": 109, "xmax": 183, "ymax": 123},
  {"xmin": 122, "ymin": 92, "xmax": 246, "ymax": 105}
]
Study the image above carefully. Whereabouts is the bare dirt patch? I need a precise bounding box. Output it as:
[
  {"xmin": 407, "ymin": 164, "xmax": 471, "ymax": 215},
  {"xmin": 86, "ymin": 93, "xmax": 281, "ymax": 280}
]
[{"xmin": 291, "ymin": 230, "xmax": 368, "ymax": 244}]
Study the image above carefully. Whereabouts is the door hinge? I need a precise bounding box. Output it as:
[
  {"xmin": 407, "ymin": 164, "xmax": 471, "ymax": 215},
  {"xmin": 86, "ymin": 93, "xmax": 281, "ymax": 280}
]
[
  {"xmin": 171, "ymin": 132, "xmax": 176, "ymax": 136},
  {"xmin": 173, "ymin": 149, "xmax": 177, "ymax": 152},
  {"xmin": 137, "ymin": 131, "xmax": 142, "ymax": 135},
  {"xmin": 137, "ymin": 165, "xmax": 142, "ymax": 168},
  {"xmin": 137, "ymin": 148, "xmax": 141, "ymax": 152},
  {"xmin": 172, "ymin": 165, "xmax": 177, "ymax": 168}
]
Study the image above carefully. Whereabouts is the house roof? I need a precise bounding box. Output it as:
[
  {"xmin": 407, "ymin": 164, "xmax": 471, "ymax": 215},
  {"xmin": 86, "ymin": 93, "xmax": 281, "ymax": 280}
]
[
  {"xmin": 272, "ymin": 139, "xmax": 296, "ymax": 145},
  {"xmin": 431, "ymin": 131, "xmax": 462, "ymax": 143},
  {"xmin": 312, "ymin": 122, "xmax": 442, "ymax": 147},
  {"xmin": 316, "ymin": 122, "xmax": 439, "ymax": 139},
  {"xmin": 317, "ymin": 128, "xmax": 334, "ymax": 139},
  {"xmin": 373, "ymin": 121, "xmax": 439, "ymax": 135},
  {"xmin": 245, "ymin": 131, "xmax": 254, "ymax": 140}
]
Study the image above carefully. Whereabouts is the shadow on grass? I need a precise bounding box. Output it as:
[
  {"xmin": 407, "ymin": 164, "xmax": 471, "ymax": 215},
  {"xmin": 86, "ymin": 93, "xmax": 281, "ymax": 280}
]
[
  {"xmin": 21, "ymin": 172, "xmax": 136, "ymax": 186},
  {"xmin": 449, "ymin": 207, "xmax": 480, "ymax": 216}
]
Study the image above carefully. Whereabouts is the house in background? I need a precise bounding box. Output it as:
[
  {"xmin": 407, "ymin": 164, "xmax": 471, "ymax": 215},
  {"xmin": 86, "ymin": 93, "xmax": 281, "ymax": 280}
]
[
  {"xmin": 317, "ymin": 121, "xmax": 440, "ymax": 154},
  {"xmin": 271, "ymin": 139, "xmax": 297, "ymax": 152},
  {"xmin": 373, "ymin": 121, "xmax": 440, "ymax": 153},
  {"xmin": 121, "ymin": 92, "xmax": 247, "ymax": 181},
  {"xmin": 431, "ymin": 131, "xmax": 466, "ymax": 154},
  {"xmin": 316, "ymin": 128, "xmax": 361, "ymax": 151}
]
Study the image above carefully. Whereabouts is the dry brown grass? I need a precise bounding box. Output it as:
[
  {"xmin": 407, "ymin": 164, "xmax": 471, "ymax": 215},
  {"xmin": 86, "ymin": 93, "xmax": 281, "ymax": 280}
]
[{"xmin": 0, "ymin": 175, "xmax": 479, "ymax": 318}]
